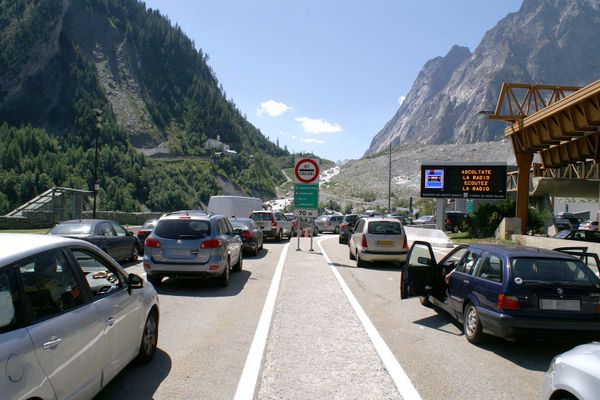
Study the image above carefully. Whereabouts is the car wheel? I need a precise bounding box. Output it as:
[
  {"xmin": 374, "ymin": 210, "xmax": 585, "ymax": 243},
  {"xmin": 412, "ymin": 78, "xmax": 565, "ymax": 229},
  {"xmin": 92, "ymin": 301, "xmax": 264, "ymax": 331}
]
[
  {"xmin": 251, "ymin": 243, "xmax": 258, "ymax": 256},
  {"xmin": 463, "ymin": 303, "xmax": 484, "ymax": 344},
  {"xmin": 419, "ymin": 296, "xmax": 432, "ymax": 307},
  {"xmin": 147, "ymin": 274, "xmax": 162, "ymax": 286},
  {"xmin": 137, "ymin": 309, "xmax": 158, "ymax": 364},
  {"xmin": 349, "ymin": 246, "xmax": 356, "ymax": 260},
  {"xmin": 259, "ymin": 239, "xmax": 263, "ymax": 250},
  {"xmin": 233, "ymin": 253, "xmax": 243, "ymax": 272},
  {"xmin": 338, "ymin": 237, "xmax": 343, "ymax": 244},
  {"xmin": 219, "ymin": 258, "xmax": 230, "ymax": 287},
  {"xmin": 276, "ymin": 229, "xmax": 283, "ymax": 242},
  {"xmin": 129, "ymin": 245, "xmax": 139, "ymax": 262},
  {"xmin": 356, "ymin": 251, "xmax": 367, "ymax": 268},
  {"xmin": 334, "ymin": 226, "xmax": 339, "ymax": 234}
]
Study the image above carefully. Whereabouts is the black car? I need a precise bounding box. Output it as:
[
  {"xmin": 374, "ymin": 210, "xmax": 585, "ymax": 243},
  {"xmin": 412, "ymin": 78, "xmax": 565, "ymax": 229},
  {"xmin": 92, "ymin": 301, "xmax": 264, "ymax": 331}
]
[
  {"xmin": 555, "ymin": 229, "xmax": 600, "ymax": 243},
  {"xmin": 229, "ymin": 218, "xmax": 263, "ymax": 256},
  {"xmin": 338, "ymin": 214, "xmax": 359, "ymax": 244},
  {"xmin": 136, "ymin": 219, "xmax": 158, "ymax": 255},
  {"xmin": 49, "ymin": 219, "xmax": 140, "ymax": 262}
]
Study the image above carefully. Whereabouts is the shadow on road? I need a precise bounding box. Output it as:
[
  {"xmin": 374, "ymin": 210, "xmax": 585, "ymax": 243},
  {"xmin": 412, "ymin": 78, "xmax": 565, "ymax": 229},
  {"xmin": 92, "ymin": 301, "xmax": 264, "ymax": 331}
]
[
  {"xmin": 244, "ymin": 247, "xmax": 269, "ymax": 259},
  {"xmin": 155, "ymin": 270, "xmax": 252, "ymax": 297},
  {"xmin": 94, "ymin": 348, "xmax": 172, "ymax": 399},
  {"xmin": 333, "ymin": 261, "xmax": 403, "ymax": 271},
  {"xmin": 412, "ymin": 308, "xmax": 463, "ymax": 336}
]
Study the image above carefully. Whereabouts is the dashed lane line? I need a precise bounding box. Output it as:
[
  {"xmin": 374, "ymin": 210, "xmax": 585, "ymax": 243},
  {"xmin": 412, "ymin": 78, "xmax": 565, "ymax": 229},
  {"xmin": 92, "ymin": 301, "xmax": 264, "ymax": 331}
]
[
  {"xmin": 234, "ymin": 242, "xmax": 290, "ymax": 400},
  {"xmin": 318, "ymin": 238, "xmax": 423, "ymax": 400}
]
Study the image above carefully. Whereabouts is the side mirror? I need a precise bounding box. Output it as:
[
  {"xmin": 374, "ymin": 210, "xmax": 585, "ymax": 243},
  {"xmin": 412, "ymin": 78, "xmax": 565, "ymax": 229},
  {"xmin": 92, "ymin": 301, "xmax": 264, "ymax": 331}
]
[
  {"xmin": 417, "ymin": 256, "xmax": 433, "ymax": 266},
  {"xmin": 128, "ymin": 273, "xmax": 144, "ymax": 294}
]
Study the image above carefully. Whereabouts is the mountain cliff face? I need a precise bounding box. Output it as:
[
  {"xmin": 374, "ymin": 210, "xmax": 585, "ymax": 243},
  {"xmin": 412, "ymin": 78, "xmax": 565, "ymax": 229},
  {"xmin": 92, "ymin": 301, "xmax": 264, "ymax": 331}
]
[{"xmin": 365, "ymin": 0, "xmax": 600, "ymax": 156}]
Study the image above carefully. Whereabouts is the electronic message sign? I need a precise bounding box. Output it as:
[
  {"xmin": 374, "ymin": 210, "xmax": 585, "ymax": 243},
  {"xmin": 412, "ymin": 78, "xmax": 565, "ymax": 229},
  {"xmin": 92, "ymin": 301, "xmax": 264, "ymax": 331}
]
[{"xmin": 420, "ymin": 162, "xmax": 507, "ymax": 199}]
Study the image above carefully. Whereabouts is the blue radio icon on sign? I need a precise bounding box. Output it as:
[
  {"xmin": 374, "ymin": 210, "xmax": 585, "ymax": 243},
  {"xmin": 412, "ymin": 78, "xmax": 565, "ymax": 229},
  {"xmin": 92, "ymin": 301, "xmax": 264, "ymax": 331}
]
[{"xmin": 424, "ymin": 169, "xmax": 444, "ymax": 189}]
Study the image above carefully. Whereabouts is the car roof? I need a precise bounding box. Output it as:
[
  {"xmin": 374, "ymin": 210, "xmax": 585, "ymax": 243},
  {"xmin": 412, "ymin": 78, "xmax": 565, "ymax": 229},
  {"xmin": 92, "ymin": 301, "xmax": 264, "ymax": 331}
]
[
  {"xmin": 56, "ymin": 219, "xmax": 112, "ymax": 224},
  {"xmin": 465, "ymin": 243, "xmax": 576, "ymax": 259},
  {"xmin": 0, "ymin": 234, "xmax": 96, "ymax": 266}
]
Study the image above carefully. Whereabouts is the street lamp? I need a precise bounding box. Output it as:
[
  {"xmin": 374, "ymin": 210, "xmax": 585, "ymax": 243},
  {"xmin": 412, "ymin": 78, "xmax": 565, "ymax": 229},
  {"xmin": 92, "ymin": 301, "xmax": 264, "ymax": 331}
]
[{"xmin": 93, "ymin": 108, "xmax": 102, "ymax": 219}]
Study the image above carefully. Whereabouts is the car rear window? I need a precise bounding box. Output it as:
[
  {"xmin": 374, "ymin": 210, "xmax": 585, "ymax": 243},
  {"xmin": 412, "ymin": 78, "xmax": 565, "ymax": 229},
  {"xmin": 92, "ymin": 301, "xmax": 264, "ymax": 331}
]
[
  {"xmin": 510, "ymin": 257, "xmax": 600, "ymax": 286},
  {"xmin": 142, "ymin": 220, "xmax": 157, "ymax": 229},
  {"xmin": 367, "ymin": 221, "xmax": 402, "ymax": 235},
  {"xmin": 154, "ymin": 219, "xmax": 211, "ymax": 240},
  {"xmin": 50, "ymin": 223, "xmax": 93, "ymax": 235},
  {"xmin": 231, "ymin": 220, "xmax": 254, "ymax": 230},
  {"xmin": 250, "ymin": 213, "xmax": 272, "ymax": 222}
]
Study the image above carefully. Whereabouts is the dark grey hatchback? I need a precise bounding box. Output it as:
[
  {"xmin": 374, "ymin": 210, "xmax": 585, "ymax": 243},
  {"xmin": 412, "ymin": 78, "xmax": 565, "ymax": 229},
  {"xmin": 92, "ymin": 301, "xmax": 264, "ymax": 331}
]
[{"xmin": 401, "ymin": 242, "xmax": 600, "ymax": 343}]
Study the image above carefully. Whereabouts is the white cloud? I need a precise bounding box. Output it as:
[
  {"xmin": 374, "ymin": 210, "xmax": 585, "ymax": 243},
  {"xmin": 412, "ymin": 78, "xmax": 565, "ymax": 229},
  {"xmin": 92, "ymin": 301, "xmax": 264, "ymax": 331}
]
[
  {"xmin": 398, "ymin": 96, "xmax": 406, "ymax": 106},
  {"xmin": 300, "ymin": 138, "xmax": 325, "ymax": 144},
  {"xmin": 295, "ymin": 117, "xmax": 342, "ymax": 133},
  {"xmin": 257, "ymin": 100, "xmax": 292, "ymax": 117}
]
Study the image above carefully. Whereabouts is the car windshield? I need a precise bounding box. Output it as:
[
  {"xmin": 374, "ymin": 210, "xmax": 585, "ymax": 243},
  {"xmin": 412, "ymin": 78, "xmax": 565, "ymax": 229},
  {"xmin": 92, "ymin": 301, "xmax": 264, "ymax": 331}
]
[
  {"xmin": 154, "ymin": 219, "xmax": 211, "ymax": 240},
  {"xmin": 142, "ymin": 220, "xmax": 157, "ymax": 229},
  {"xmin": 368, "ymin": 221, "xmax": 402, "ymax": 235},
  {"xmin": 50, "ymin": 223, "xmax": 94, "ymax": 235},
  {"xmin": 510, "ymin": 257, "xmax": 600, "ymax": 286},
  {"xmin": 251, "ymin": 213, "xmax": 272, "ymax": 221},
  {"xmin": 554, "ymin": 230, "xmax": 573, "ymax": 239}
]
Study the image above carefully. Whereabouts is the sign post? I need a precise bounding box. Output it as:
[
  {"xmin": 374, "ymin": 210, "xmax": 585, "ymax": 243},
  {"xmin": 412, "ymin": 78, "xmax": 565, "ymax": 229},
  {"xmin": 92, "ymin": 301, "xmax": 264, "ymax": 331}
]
[{"xmin": 293, "ymin": 158, "xmax": 320, "ymax": 251}]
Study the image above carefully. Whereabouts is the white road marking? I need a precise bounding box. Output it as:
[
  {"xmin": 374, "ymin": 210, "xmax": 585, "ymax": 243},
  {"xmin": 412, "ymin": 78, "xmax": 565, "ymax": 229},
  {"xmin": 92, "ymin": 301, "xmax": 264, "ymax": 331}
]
[
  {"xmin": 234, "ymin": 242, "xmax": 290, "ymax": 400},
  {"xmin": 318, "ymin": 238, "xmax": 422, "ymax": 400}
]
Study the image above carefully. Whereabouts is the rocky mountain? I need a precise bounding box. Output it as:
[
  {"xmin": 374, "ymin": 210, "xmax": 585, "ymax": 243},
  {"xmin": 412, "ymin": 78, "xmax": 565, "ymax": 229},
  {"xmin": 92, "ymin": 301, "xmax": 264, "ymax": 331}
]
[{"xmin": 365, "ymin": 0, "xmax": 600, "ymax": 156}]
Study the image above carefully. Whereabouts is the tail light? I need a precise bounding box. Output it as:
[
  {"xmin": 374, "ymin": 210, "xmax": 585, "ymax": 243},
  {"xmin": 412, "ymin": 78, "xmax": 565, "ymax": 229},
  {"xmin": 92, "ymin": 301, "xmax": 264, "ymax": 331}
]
[
  {"xmin": 137, "ymin": 231, "xmax": 145, "ymax": 237},
  {"xmin": 271, "ymin": 216, "xmax": 277, "ymax": 230},
  {"xmin": 201, "ymin": 239, "xmax": 223, "ymax": 249},
  {"xmin": 145, "ymin": 237, "xmax": 161, "ymax": 248},
  {"xmin": 340, "ymin": 223, "xmax": 347, "ymax": 230},
  {"xmin": 402, "ymin": 235, "xmax": 408, "ymax": 249},
  {"xmin": 498, "ymin": 294, "xmax": 520, "ymax": 311},
  {"xmin": 361, "ymin": 234, "xmax": 368, "ymax": 248},
  {"xmin": 242, "ymin": 230, "xmax": 253, "ymax": 239}
]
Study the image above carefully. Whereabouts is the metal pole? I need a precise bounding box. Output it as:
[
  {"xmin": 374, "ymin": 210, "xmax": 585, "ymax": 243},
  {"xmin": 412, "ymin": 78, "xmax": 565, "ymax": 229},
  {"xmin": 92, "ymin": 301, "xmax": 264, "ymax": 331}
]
[
  {"xmin": 296, "ymin": 218, "xmax": 301, "ymax": 251},
  {"xmin": 388, "ymin": 143, "xmax": 392, "ymax": 213}
]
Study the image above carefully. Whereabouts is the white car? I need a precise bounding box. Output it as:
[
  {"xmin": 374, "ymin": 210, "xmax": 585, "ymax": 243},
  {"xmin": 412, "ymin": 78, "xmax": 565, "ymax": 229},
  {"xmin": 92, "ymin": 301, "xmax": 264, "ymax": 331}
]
[
  {"xmin": 0, "ymin": 233, "xmax": 159, "ymax": 400},
  {"xmin": 543, "ymin": 342, "xmax": 600, "ymax": 400},
  {"xmin": 348, "ymin": 217, "xmax": 408, "ymax": 267}
]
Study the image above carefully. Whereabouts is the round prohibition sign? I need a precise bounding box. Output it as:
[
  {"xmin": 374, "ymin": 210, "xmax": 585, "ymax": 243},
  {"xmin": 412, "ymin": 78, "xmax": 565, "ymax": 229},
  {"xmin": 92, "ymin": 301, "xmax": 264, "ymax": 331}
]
[{"xmin": 295, "ymin": 158, "xmax": 320, "ymax": 184}]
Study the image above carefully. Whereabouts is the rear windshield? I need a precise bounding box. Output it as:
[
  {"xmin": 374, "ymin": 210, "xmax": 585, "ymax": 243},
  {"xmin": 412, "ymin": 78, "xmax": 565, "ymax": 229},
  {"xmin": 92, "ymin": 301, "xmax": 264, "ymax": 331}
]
[
  {"xmin": 231, "ymin": 220, "xmax": 254, "ymax": 230},
  {"xmin": 142, "ymin": 220, "xmax": 157, "ymax": 229},
  {"xmin": 250, "ymin": 213, "xmax": 273, "ymax": 222},
  {"xmin": 154, "ymin": 219, "xmax": 211, "ymax": 240},
  {"xmin": 50, "ymin": 223, "xmax": 93, "ymax": 235},
  {"xmin": 344, "ymin": 215, "xmax": 358, "ymax": 223},
  {"xmin": 510, "ymin": 257, "xmax": 600, "ymax": 286},
  {"xmin": 367, "ymin": 221, "xmax": 402, "ymax": 235}
]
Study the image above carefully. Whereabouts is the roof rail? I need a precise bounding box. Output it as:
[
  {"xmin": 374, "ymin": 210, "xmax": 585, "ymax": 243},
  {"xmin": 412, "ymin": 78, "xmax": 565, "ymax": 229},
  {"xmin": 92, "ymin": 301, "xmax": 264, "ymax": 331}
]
[{"xmin": 162, "ymin": 209, "xmax": 214, "ymax": 217}]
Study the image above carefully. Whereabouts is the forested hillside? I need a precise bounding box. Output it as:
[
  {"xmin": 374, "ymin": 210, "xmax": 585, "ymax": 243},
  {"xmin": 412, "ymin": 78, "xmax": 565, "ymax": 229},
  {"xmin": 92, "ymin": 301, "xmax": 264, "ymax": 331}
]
[{"xmin": 0, "ymin": 0, "xmax": 290, "ymax": 213}]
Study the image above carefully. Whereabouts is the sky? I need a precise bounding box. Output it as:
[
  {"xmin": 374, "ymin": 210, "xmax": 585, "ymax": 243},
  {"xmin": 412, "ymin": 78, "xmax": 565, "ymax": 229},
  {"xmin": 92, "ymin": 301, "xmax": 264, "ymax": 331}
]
[{"xmin": 143, "ymin": 0, "xmax": 523, "ymax": 162}]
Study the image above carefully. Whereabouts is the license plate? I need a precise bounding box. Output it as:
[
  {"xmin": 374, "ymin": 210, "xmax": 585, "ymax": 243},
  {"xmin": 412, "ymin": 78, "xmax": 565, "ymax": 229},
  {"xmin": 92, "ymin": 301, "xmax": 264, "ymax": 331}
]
[
  {"xmin": 169, "ymin": 249, "xmax": 189, "ymax": 257},
  {"xmin": 377, "ymin": 240, "xmax": 394, "ymax": 246},
  {"xmin": 539, "ymin": 299, "xmax": 580, "ymax": 311}
]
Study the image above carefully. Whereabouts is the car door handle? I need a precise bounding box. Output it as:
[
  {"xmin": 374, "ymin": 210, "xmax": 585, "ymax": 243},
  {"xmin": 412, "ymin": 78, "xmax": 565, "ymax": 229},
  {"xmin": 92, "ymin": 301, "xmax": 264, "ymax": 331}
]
[
  {"xmin": 43, "ymin": 337, "xmax": 63, "ymax": 349},
  {"xmin": 463, "ymin": 279, "xmax": 470, "ymax": 284},
  {"xmin": 105, "ymin": 317, "xmax": 115, "ymax": 326}
]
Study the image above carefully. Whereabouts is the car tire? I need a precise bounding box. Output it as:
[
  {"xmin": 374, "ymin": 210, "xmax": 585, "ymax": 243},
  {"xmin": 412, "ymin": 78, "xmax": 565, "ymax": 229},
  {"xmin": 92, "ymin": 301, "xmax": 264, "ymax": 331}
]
[
  {"xmin": 463, "ymin": 303, "xmax": 484, "ymax": 344},
  {"xmin": 338, "ymin": 237, "xmax": 343, "ymax": 244},
  {"xmin": 233, "ymin": 253, "xmax": 243, "ymax": 272},
  {"xmin": 349, "ymin": 246, "xmax": 356, "ymax": 260},
  {"xmin": 251, "ymin": 243, "xmax": 258, "ymax": 256},
  {"xmin": 276, "ymin": 229, "xmax": 283, "ymax": 242},
  {"xmin": 356, "ymin": 251, "xmax": 367, "ymax": 268},
  {"xmin": 147, "ymin": 274, "xmax": 162, "ymax": 286},
  {"xmin": 128, "ymin": 245, "xmax": 139, "ymax": 262},
  {"xmin": 137, "ymin": 309, "xmax": 158, "ymax": 364},
  {"xmin": 259, "ymin": 239, "xmax": 263, "ymax": 250},
  {"xmin": 334, "ymin": 226, "xmax": 339, "ymax": 234},
  {"xmin": 219, "ymin": 258, "xmax": 230, "ymax": 287}
]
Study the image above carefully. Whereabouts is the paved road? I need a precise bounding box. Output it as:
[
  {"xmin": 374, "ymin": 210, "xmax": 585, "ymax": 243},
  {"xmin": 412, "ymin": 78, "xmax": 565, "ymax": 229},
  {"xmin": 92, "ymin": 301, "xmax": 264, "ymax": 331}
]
[{"xmin": 95, "ymin": 235, "xmax": 581, "ymax": 400}]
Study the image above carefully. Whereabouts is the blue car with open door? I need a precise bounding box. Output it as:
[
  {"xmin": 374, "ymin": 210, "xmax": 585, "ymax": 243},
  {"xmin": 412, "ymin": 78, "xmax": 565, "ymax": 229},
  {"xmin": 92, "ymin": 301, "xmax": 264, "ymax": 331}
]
[{"xmin": 401, "ymin": 242, "xmax": 600, "ymax": 344}]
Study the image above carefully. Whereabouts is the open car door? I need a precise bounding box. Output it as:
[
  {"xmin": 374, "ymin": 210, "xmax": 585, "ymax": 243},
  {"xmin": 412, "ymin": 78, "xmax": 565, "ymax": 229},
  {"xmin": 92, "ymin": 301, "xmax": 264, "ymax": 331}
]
[
  {"xmin": 554, "ymin": 246, "xmax": 600, "ymax": 277},
  {"xmin": 401, "ymin": 241, "xmax": 437, "ymax": 299}
]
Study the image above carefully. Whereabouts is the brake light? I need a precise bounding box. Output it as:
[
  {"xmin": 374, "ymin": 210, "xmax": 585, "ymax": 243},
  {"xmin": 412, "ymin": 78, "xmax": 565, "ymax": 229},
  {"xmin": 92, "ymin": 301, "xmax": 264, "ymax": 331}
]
[
  {"xmin": 179, "ymin": 216, "xmax": 191, "ymax": 219},
  {"xmin": 498, "ymin": 294, "xmax": 520, "ymax": 311},
  {"xmin": 595, "ymin": 304, "xmax": 600, "ymax": 314},
  {"xmin": 201, "ymin": 239, "xmax": 223, "ymax": 249},
  {"xmin": 137, "ymin": 231, "xmax": 145, "ymax": 237},
  {"xmin": 402, "ymin": 235, "xmax": 408, "ymax": 249},
  {"xmin": 242, "ymin": 230, "xmax": 253, "ymax": 239},
  {"xmin": 340, "ymin": 223, "xmax": 347, "ymax": 230},
  {"xmin": 361, "ymin": 234, "xmax": 368, "ymax": 248},
  {"xmin": 271, "ymin": 216, "xmax": 277, "ymax": 230},
  {"xmin": 145, "ymin": 237, "xmax": 161, "ymax": 248}
]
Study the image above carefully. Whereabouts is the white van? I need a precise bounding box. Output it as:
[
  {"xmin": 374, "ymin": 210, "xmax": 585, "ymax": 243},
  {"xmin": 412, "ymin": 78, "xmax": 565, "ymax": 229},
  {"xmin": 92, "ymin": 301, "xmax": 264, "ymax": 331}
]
[{"xmin": 208, "ymin": 196, "xmax": 264, "ymax": 218}]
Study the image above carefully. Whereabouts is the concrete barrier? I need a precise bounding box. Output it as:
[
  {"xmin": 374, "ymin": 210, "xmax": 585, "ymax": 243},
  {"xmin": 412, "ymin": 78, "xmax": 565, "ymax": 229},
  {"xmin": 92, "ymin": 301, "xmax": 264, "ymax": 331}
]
[
  {"xmin": 512, "ymin": 234, "xmax": 600, "ymax": 254},
  {"xmin": 405, "ymin": 226, "xmax": 454, "ymax": 248}
]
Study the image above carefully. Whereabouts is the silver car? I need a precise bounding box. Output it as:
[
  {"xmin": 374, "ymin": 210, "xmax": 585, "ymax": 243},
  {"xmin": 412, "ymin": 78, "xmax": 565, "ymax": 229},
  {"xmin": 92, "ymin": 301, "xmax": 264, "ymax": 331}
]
[
  {"xmin": 543, "ymin": 342, "xmax": 600, "ymax": 400},
  {"xmin": 348, "ymin": 217, "xmax": 408, "ymax": 267},
  {"xmin": 0, "ymin": 233, "xmax": 159, "ymax": 400},
  {"xmin": 314, "ymin": 214, "xmax": 344, "ymax": 234},
  {"xmin": 144, "ymin": 210, "xmax": 243, "ymax": 286}
]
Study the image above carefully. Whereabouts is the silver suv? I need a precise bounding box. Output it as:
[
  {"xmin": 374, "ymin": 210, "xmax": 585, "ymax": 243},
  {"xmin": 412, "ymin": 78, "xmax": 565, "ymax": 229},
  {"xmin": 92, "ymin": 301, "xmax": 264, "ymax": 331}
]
[{"xmin": 143, "ymin": 210, "xmax": 243, "ymax": 287}]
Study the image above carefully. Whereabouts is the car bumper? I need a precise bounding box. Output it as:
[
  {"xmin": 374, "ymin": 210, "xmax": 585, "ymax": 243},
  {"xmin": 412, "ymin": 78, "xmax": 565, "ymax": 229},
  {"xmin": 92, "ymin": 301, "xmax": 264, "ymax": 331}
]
[
  {"xmin": 359, "ymin": 249, "xmax": 408, "ymax": 262},
  {"xmin": 144, "ymin": 255, "xmax": 226, "ymax": 277},
  {"xmin": 478, "ymin": 307, "xmax": 600, "ymax": 339}
]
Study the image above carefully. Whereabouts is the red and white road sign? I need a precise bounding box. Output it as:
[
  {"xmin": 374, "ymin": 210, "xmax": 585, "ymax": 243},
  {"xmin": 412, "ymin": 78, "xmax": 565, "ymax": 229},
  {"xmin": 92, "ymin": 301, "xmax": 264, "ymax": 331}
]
[{"xmin": 294, "ymin": 158, "xmax": 320, "ymax": 184}]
